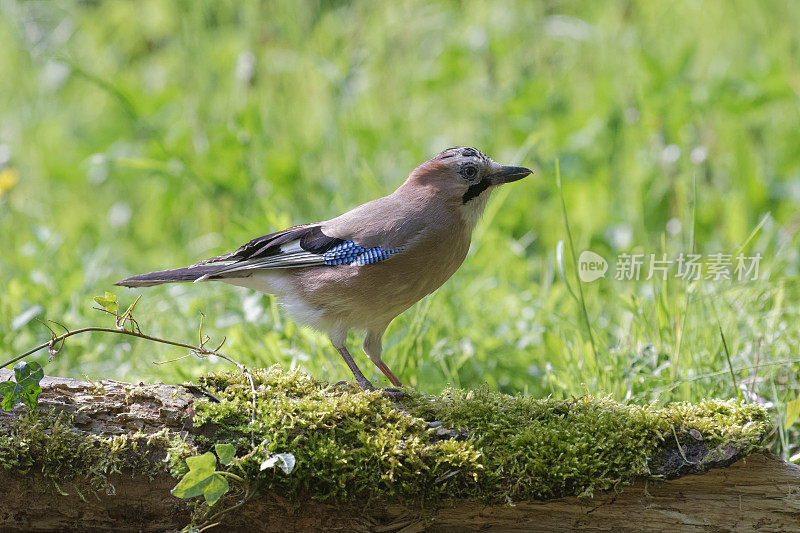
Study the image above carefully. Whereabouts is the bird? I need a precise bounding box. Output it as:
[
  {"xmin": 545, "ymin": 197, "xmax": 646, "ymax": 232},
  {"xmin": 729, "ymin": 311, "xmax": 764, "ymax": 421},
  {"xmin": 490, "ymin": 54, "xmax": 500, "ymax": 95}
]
[{"xmin": 116, "ymin": 147, "xmax": 532, "ymax": 391}]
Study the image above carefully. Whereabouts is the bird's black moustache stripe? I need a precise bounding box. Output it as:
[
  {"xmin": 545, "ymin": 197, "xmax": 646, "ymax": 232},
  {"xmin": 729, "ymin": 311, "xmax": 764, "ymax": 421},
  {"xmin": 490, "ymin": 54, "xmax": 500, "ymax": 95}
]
[{"xmin": 462, "ymin": 178, "xmax": 491, "ymax": 204}]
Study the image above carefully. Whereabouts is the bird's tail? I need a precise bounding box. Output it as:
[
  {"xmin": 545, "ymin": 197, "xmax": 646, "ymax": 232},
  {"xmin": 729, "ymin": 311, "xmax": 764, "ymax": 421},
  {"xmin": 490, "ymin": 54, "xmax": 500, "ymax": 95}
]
[{"xmin": 114, "ymin": 265, "xmax": 224, "ymax": 288}]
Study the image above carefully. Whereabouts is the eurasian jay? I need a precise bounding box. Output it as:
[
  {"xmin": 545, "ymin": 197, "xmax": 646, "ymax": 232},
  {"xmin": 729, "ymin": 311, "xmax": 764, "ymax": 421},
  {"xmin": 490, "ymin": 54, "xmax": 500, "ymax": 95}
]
[{"xmin": 116, "ymin": 147, "xmax": 532, "ymax": 390}]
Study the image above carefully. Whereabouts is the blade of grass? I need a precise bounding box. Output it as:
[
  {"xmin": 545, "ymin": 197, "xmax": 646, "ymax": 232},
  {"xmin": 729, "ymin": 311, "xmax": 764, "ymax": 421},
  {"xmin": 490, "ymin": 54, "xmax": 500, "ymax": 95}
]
[
  {"xmin": 734, "ymin": 212, "xmax": 770, "ymax": 257},
  {"xmin": 718, "ymin": 322, "xmax": 742, "ymax": 400},
  {"xmin": 555, "ymin": 159, "xmax": 600, "ymax": 365},
  {"xmin": 671, "ymin": 173, "xmax": 698, "ymax": 387}
]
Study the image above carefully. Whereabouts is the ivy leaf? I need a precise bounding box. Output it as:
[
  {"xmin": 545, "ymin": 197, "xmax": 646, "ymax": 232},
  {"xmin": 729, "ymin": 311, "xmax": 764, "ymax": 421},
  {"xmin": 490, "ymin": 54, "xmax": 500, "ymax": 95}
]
[
  {"xmin": 171, "ymin": 452, "xmax": 216, "ymax": 498},
  {"xmin": 0, "ymin": 382, "xmax": 17, "ymax": 411},
  {"xmin": 201, "ymin": 474, "xmax": 229, "ymax": 507},
  {"xmin": 93, "ymin": 292, "xmax": 119, "ymax": 315},
  {"xmin": 0, "ymin": 361, "xmax": 44, "ymax": 411},
  {"xmin": 215, "ymin": 443, "xmax": 236, "ymax": 466},
  {"xmin": 171, "ymin": 451, "xmax": 230, "ymax": 506},
  {"xmin": 260, "ymin": 452, "xmax": 296, "ymax": 474}
]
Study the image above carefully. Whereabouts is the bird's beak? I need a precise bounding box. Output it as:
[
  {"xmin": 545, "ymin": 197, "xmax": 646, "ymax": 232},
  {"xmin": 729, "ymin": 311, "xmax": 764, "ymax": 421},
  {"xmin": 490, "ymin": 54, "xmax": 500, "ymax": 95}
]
[{"xmin": 490, "ymin": 165, "xmax": 533, "ymax": 184}]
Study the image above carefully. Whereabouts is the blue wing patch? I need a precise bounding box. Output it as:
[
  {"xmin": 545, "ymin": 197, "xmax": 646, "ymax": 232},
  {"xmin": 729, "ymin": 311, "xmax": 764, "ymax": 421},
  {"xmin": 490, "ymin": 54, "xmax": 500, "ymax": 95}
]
[{"xmin": 323, "ymin": 241, "xmax": 402, "ymax": 266}]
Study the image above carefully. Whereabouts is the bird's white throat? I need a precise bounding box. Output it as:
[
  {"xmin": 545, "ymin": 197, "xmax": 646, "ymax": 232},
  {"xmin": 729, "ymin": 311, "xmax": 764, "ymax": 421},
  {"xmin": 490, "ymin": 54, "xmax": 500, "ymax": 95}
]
[{"xmin": 459, "ymin": 189, "xmax": 493, "ymax": 231}]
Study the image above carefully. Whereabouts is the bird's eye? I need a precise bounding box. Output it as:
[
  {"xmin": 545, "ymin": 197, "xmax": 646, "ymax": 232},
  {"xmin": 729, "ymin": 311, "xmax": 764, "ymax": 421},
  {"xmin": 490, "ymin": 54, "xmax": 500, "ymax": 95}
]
[{"xmin": 461, "ymin": 164, "xmax": 478, "ymax": 180}]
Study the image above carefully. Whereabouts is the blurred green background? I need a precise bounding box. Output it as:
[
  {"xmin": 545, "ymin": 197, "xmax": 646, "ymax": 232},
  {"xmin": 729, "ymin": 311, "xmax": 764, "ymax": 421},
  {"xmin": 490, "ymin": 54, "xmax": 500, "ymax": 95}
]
[{"xmin": 1, "ymin": 1, "xmax": 800, "ymax": 456}]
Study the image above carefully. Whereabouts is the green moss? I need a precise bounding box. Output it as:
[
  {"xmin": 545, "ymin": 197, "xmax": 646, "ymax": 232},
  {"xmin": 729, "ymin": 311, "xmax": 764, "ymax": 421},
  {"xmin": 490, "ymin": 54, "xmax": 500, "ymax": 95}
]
[
  {"xmin": 166, "ymin": 433, "xmax": 199, "ymax": 478},
  {"xmin": 0, "ymin": 366, "xmax": 770, "ymax": 503},
  {"xmin": 0, "ymin": 409, "xmax": 166, "ymax": 495},
  {"xmin": 193, "ymin": 368, "xmax": 483, "ymax": 500},
  {"xmin": 190, "ymin": 366, "xmax": 770, "ymax": 502}
]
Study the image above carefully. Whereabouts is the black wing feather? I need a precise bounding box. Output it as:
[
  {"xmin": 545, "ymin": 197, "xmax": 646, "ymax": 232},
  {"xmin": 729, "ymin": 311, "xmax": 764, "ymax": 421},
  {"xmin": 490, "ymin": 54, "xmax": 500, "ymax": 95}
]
[
  {"xmin": 299, "ymin": 226, "xmax": 345, "ymax": 254},
  {"xmin": 194, "ymin": 224, "xmax": 328, "ymax": 265},
  {"xmin": 189, "ymin": 224, "xmax": 348, "ymax": 280}
]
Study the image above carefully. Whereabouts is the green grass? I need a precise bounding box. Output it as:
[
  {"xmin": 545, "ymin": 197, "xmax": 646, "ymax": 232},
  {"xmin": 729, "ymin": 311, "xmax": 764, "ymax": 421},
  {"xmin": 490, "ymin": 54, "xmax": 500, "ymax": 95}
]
[{"xmin": 0, "ymin": 1, "xmax": 799, "ymax": 458}]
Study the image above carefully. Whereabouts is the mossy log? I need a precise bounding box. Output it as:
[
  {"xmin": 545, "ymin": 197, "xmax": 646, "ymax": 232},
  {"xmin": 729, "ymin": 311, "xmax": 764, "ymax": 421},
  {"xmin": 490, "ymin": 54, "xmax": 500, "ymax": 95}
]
[{"xmin": 0, "ymin": 367, "xmax": 795, "ymax": 532}]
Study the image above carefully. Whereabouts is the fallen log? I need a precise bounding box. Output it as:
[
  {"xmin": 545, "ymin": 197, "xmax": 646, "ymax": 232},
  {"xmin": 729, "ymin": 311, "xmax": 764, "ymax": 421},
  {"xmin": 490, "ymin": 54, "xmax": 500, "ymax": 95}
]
[{"xmin": 0, "ymin": 367, "xmax": 793, "ymax": 532}]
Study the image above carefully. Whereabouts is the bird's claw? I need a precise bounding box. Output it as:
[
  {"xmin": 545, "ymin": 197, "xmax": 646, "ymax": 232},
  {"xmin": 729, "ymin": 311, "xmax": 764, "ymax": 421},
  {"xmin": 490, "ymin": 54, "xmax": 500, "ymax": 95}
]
[
  {"xmin": 332, "ymin": 381, "xmax": 406, "ymax": 398},
  {"xmin": 333, "ymin": 379, "xmax": 376, "ymax": 391},
  {"xmin": 381, "ymin": 387, "xmax": 408, "ymax": 399}
]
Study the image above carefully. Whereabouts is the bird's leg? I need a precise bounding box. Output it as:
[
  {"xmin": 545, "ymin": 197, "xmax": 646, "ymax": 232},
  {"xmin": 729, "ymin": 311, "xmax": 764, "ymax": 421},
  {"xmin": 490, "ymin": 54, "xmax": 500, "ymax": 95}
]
[
  {"xmin": 363, "ymin": 331, "xmax": 403, "ymax": 388},
  {"xmin": 335, "ymin": 345, "xmax": 375, "ymax": 391},
  {"xmin": 330, "ymin": 332, "xmax": 375, "ymax": 391},
  {"xmin": 374, "ymin": 360, "xmax": 403, "ymax": 388}
]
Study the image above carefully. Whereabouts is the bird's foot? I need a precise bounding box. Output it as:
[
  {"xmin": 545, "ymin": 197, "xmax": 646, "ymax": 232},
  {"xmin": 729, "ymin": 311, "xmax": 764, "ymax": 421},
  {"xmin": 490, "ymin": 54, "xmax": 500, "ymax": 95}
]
[
  {"xmin": 333, "ymin": 379, "xmax": 376, "ymax": 392},
  {"xmin": 333, "ymin": 380, "xmax": 405, "ymax": 398},
  {"xmin": 381, "ymin": 387, "xmax": 408, "ymax": 399},
  {"xmin": 357, "ymin": 378, "xmax": 377, "ymax": 391}
]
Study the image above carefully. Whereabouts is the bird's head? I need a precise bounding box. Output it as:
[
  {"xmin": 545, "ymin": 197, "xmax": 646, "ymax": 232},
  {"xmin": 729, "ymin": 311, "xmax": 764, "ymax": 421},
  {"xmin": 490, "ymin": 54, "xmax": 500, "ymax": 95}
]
[{"xmin": 405, "ymin": 146, "xmax": 532, "ymax": 223}]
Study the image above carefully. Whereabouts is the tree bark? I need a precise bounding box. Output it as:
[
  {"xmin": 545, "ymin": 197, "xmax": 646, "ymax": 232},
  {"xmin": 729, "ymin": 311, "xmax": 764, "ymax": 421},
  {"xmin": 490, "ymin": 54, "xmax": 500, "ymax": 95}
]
[{"xmin": 1, "ymin": 370, "xmax": 798, "ymax": 532}]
